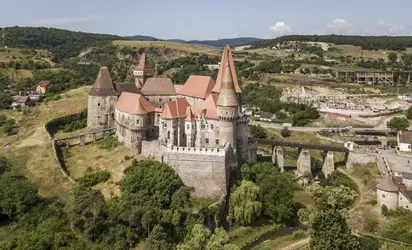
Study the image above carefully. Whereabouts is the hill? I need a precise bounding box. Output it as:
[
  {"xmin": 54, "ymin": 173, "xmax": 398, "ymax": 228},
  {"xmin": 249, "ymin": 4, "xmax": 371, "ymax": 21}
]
[
  {"xmin": 123, "ymin": 35, "xmax": 159, "ymax": 41},
  {"xmin": 3, "ymin": 27, "xmax": 124, "ymax": 61},
  {"xmin": 252, "ymin": 35, "xmax": 412, "ymax": 51}
]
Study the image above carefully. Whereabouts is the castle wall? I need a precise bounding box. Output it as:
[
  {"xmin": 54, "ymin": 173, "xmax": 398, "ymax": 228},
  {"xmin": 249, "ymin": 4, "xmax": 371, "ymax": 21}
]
[
  {"xmin": 115, "ymin": 109, "xmax": 146, "ymax": 154},
  {"xmin": 377, "ymin": 189, "xmax": 398, "ymax": 210},
  {"xmin": 146, "ymin": 95, "xmax": 176, "ymax": 107},
  {"xmin": 195, "ymin": 118, "xmax": 220, "ymax": 148},
  {"xmin": 177, "ymin": 95, "xmax": 205, "ymax": 107},
  {"xmin": 403, "ymin": 178, "xmax": 412, "ymax": 189},
  {"xmin": 141, "ymin": 140, "xmax": 161, "ymax": 158},
  {"xmin": 163, "ymin": 145, "xmax": 231, "ymax": 198},
  {"xmin": 398, "ymin": 192, "xmax": 412, "ymax": 211},
  {"xmin": 87, "ymin": 95, "xmax": 117, "ymax": 130}
]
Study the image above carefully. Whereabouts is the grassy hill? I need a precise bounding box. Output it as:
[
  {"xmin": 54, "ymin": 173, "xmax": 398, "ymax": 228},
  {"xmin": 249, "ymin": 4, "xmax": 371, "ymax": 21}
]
[{"xmin": 3, "ymin": 27, "xmax": 124, "ymax": 61}]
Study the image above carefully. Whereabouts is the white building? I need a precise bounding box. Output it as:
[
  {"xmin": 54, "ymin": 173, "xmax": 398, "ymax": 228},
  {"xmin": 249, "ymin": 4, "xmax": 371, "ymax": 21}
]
[
  {"xmin": 397, "ymin": 131, "xmax": 412, "ymax": 152},
  {"xmin": 377, "ymin": 175, "xmax": 412, "ymax": 211}
]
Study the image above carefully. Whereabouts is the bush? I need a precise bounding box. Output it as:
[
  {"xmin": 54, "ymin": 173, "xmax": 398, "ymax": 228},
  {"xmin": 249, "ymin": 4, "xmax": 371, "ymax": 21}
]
[
  {"xmin": 358, "ymin": 236, "xmax": 380, "ymax": 250},
  {"xmin": 325, "ymin": 172, "xmax": 359, "ymax": 193},
  {"xmin": 45, "ymin": 109, "xmax": 87, "ymax": 136},
  {"xmin": 98, "ymin": 136, "xmax": 119, "ymax": 150},
  {"xmin": 249, "ymin": 125, "xmax": 267, "ymax": 139},
  {"xmin": 281, "ymin": 126, "xmax": 291, "ymax": 137},
  {"xmin": 388, "ymin": 139, "xmax": 397, "ymax": 148},
  {"xmin": 363, "ymin": 216, "xmax": 379, "ymax": 232},
  {"xmin": 76, "ymin": 170, "xmax": 110, "ymax": 187}
]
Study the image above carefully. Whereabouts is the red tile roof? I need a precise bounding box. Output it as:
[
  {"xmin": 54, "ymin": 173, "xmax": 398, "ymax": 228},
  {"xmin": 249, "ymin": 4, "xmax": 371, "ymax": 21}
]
[
  {"xmin": 141, "ymin": 78, "xmax": 176, "ymax": 96},
  {"xmin": 212, "ymin": 46, "xmax": 241, "ymax": 94},
  {"xmin": 161, "ymin": 98, "xmax": 190, "ymax": 119},
  {"xmin": 377, "ymin": 175, "xmax": 399, "ymax": 192},
  {"xmin": 115, "ymin": 92, "xmax": 155, "ymax": 115},
  {"xmin": 185, "ymin": 106, "xmax": 195, "ymax": 121},
  {"xmin": 174, "ymin": 84, "xmax": 184, "ymax": 94},
  {"xmin": 37, "ymin": 80, "xmax": 50, "ymax": 88},
  {"xmin": 193, "ymin": 93, "xmax": 218, "ymax": 120},
  {"xmin": 135, "ymin": 53, "xmax": 154, "ymax": 70},
  {"xmin": 179, "ymin": 75, "xmax": 215, "ymax": 99},
  {"xmin": 216, "ymin": 61, "xmax": 239, "ymax": 107}
]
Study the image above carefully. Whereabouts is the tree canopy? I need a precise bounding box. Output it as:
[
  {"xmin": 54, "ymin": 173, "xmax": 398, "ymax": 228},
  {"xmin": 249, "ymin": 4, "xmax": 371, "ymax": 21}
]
[{"xmin": 387, "ymin": 117, "xmax": 409, "ymax": 132}]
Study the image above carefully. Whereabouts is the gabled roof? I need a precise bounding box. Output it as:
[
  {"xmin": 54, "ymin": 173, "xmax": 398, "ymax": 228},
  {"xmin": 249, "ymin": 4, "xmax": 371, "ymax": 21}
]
[
  {"xmin": 185, "ymin": 106, "xmax": 195, "ymax": 121},
  {"xmin": 193, "ymin": 93, "xmax": 219, "ymax": 120},
  {"xmin": 135, "ymin": 53, "xmax": 154, "ymax": 70},
  {"xmin": 37, "ymin": 80, "xmax": 50, "ymax": 88},
  {"xmin": 398, "ymin": 131, "xmax": 412, "ymax": 144},
  {"xmin": 161, "ymin": 98, "xmax": 190, "ymax": 119},
  {"xmin": 260, "ymin": 112, "xmax": 276, "ymax": 119},
  {"xmin": 179, "ymin": 75, "xmax": 216, "ymax": 99},
  {"xmin": 115, "ymin": 82, "xmax": 141, "ymax": 95},
  {"xmin": 115, "ymin": 92, "xmax": 155, "ymax": 115},
  {"xmin": 212, "ymin": 46, "xmax": 241, "ymax": 94},
  {"xmin": 89, "ymin": 66, "xmax": 118, "ymax": 97},
  {"xmin": 13, "ymin": 96, "xmax": 29, "ymax": 103},
  {"xmin": 216, "ymin": 61, "xmax": 239, "ymax": 107},
  {"xmin": 141, "ymin": 78, "xmax": 176, "ymax": 96},
  {"xmin": 377, "ymin": 175, "xmax": 399, "ymax": 192},
  {"xmin": 174, "ymin": 84, "xmax": 184, "ymax": 94}
]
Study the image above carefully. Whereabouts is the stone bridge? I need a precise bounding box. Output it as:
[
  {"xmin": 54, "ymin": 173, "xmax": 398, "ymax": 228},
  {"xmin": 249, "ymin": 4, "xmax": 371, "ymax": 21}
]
[
  {"xmin": 54, "ymin": 127, "xmax": 116, "ymax": 147},
  {"xmin": 254, "ymin": 138, "xmax": 350, "ymax": 183}
]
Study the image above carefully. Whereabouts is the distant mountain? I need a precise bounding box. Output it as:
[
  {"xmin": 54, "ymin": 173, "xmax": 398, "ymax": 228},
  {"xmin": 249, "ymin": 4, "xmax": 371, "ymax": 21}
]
[{"xmin": 126, "ymin": 35, "xmax": 263, "ymax": 48}]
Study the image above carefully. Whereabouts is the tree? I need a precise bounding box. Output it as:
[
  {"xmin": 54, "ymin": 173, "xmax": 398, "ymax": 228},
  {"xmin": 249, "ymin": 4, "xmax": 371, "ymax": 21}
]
[
  {"xmin": 387, "ymin": 117, "xmax": 409, "ymax": 132},
  {"xmin": 171, "ymin": 187, "xmax": 191, "ymax": 210},
  {"xmin": 205, "ymin": 228, "xmax": 239, "ymax": 250},
  {"xmin": 0, "ymin": 93, "xmax": 13, "ymax": 109},
  {"xmin": 228, "ymin": 180, "xmax": 262, "ymax": 226},
  {"xmin": 0, "ymin": 156, "xmax": 11, "ymax": 175},
  {"xmin": 280, "ymin": 126, "xmax": 291, "ymax": 137},
  {"xmin": 388, "ymin": 52, "xmax": 398, "ymax": 64},
  {"xmin": 249, "ymin": 125, "xmax": 267, "ymax": 139},
  {"xmin": 145, "ymin": 225, "xmax": 174, "ymax": 250},
  {"xmin": 0, "ymin": 114, "xmax": 7, "ymax": 125},
  {"xmin": 407, "ymin": 106, "xmax": 412, "ymax": 120}
]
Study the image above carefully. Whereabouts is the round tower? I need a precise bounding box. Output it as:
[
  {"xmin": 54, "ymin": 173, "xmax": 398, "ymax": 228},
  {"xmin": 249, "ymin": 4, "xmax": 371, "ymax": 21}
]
[
  {"xmin": 87, "ymin": 66, "xmax": 118, "ymax": 131},
  {"xmin": 376, "ymin": 175, "xmax": 399, "ymax": 211},
  {"xmin": 217, "ymin": 61, "xmax": 239, "ymax": 149},
  {"xmin": 133, "ymin": 53, "xmax": 154, "ymax": 88}
]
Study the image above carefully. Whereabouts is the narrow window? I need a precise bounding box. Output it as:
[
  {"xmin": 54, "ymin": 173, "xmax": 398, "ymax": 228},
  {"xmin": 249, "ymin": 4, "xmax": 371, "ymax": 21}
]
[
  {"xmin": 137, "ymin": 120, "xmax": 140, "ymax": 125},
  {"xmin": 210, "ymin": 124, "xmax": 214, "ymax": 129},
  {"xmin": 159, "ymin": 98, "xmax": 162, "ymax": 102},
  {"xmin": 216, "ymin": 139, "xmax": 219, "ymax": 145},
  {"xmin": 187, "ymin": 124, "xmax": 190, "ymax": 129},
  {"xmin": 382, "ymin": 194, "xmax": 386, "ymax": 198},
  {"xmin": 206, "ymin": 138, "xmax": 209, "ymax": 144},
  {"xmin": 167, "ymin": 131, "xmax": 170, "ymax": 139},
  {"xmin": 98, "ymin": 103, "xmax": 100, "ymax": 106}
]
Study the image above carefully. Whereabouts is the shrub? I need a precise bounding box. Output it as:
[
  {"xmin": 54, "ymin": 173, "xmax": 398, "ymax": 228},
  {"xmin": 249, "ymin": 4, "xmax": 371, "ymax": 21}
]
[
  {"xmin": 363, "ymin": 216, "xmax": 379, "ymax": 232},
  {"xmin": 45, "ymin": 109, "xmax": 87, "ymax": 136},
  {"xmin": 249, "ymin": 125, "xmax": 267, "ymax": 139},
  {"xmin": 98, "ymin": 136, "xmax": 119, "ymax": 150},
  {"xmin": 281, "ymin": 126, "xmax": 291, "ymax": 137},
  {"xmin": 124, "ymin": 155, "xmax": 131, "ymax": 161},
  {"xmin": 325, "ymin": 172, "xmax": 358, "ymax": 193},
  {"xmin": 76, "ymin": 170, "xmax": 110, "ymax": 187}
]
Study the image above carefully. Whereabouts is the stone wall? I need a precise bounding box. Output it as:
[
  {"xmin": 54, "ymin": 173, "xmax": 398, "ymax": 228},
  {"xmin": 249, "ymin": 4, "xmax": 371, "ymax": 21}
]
[
  {"xmin": 141, "ymin": 140, "xmax": 161, "ymax": 158},
  {"xmin": 377, "ymin": 189, "xmax": 398, "ymax": 210},
  {"xmin": 163, "ymin": 145, "xmax": 230, "ymax": 198},
  {"xmin": 195, "ymin": 118, "xmax": 220, "ymax": 149},
  {"xmin": 87, "ymin": 95, "xmax": 117, "ymax": 130},
  {"xmin": 115, "ymin": 109, "xmax": 146, "ymax": 154},
  {"xmin": 146, "ymin": 95, "xmax": 176, "ymax": 107}
]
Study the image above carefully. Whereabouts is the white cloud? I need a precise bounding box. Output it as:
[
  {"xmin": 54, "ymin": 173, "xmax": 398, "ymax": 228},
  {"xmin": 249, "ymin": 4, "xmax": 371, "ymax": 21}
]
[
  {"xmin": 269, "ymin": 21, "xmax": 293, "ymax": 35},
  {"xmin": 30, "ymin": 15, "xmax": 99, "ymax": 26},
  {"xmin": 321, "ymin": 18, "xmax": 356, "ymax": 35},
  {"xmin": 376, "ymin": 20, "xmax": 407, "ymax": 35}
]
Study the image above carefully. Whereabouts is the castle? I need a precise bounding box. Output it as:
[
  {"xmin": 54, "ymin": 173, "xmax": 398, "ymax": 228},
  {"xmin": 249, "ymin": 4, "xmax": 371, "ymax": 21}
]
[{"xmin": 87, "ymin": 47, "xmax": 257, "ymax": 197}]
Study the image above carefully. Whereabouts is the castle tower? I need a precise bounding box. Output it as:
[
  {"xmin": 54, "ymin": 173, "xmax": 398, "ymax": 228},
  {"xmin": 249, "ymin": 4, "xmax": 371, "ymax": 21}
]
[
  {"xmin": 87, "ymin": 66, "xmax": 118, "ymax": 131},
  {"xmin": 133, "ymin": 53, "xmax": 154, "ymax": 89},
  {"xmin": 217, "ymin": 61, "xmax": 239, "ymax": 149}
]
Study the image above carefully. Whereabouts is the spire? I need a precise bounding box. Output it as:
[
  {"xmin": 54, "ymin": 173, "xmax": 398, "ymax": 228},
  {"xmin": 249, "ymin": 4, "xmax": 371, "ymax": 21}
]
[
  {"xmin": 89, "ymin": 66, "xmax": 118, "ymax": 96},
  {"xmin": 212, "ymin": 46, "xmax": 241, "ymax": 94},
  {"xmin": 135, "ymin": 53, "xmax": 153, "ymax": 70},
  {"xmin": 216, "ymin": 61, "xmax": 239, "ymax": 107}
]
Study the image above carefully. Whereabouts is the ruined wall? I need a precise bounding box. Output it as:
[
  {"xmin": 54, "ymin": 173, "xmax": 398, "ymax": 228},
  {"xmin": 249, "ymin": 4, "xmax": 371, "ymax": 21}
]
[
  {"xmin": 163, "ymin": 146, "xmax": 230, "ymax": 198},
  {"xmin": 87, "ymin": 95, "xmax": 117, "ymax": 130}
]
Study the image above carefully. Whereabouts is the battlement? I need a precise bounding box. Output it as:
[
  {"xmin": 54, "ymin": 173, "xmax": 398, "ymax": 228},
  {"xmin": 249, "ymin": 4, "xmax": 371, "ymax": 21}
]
[
  {"xmin": 166, "ymin": 144, "xmax": 227, "ymax": 156},
  {"xmin": 237, "ymin": 114, "xmax": 250, "ymax": 124}
]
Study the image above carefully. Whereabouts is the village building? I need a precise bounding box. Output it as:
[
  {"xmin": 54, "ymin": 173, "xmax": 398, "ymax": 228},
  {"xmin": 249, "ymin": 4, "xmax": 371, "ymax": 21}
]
[
  {"xmin": 11, "ymin": 96, "xmax": 29, "ymax": 110},
  {"xmin": 377, "ymin": 175, "xmax": 412, "ymax": 211},
  {"xmin": 397, "ymin": 131, "xmax": 412, "ymax": 152},
  {"xmin": 87, "ymin": 48, "xmax": 257, "ymax": 198},
  {"xmin": 36, "ymin": 80, "xmax": 51, "ymax": 95},
  {"xmin": 259, "ymin": 112, "xmax": 276, "ymax": 122}
]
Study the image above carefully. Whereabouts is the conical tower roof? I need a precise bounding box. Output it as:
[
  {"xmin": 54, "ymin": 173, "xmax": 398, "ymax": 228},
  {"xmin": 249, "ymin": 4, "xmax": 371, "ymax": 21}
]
[
  {"xmin": 135, "ymin": 53, "xmax": 153, "ymax": 70},
  {"xmin": 216, "ymin": 61, "xmax": 239, "ymax": 107},
  {"xmin": 212, "ymin": 46, "xmax": 241, "ymax": 94},
  {"xmin": 377, "ymin": 175, "xmax": 398, "ymax": 192},
  {"xmin": 89, "ymin": 66, "xmax": 118, "ymax": 96}
]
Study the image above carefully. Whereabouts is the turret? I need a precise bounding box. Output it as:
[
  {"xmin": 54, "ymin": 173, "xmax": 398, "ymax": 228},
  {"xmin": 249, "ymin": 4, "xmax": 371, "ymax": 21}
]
[
  {"xmin": 87, "ymin": 66, "xmax": 118, "ymax": 130},
  {"xmin": 217, "ymin": 60, "xmax": 239, "ymax": 149},
  {"xmin": 133, "ymin": 53, "xmax": 154, "ymax": 88}
]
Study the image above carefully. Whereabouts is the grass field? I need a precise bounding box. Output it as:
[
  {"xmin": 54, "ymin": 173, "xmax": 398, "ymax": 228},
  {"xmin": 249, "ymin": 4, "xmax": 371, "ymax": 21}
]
[
  {"xmin": 328, "ymin": 44, "xmax": 391, "ymax": 61},
  {"xmin": 113, "ymin": 40, "xmax": 220, "ymax": 55}
]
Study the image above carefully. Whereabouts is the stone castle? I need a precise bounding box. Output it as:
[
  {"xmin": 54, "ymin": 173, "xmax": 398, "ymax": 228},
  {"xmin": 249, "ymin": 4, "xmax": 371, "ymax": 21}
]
[{"xmin": 87, "ymin": 47, "xmax": 257, "ymax": 197}]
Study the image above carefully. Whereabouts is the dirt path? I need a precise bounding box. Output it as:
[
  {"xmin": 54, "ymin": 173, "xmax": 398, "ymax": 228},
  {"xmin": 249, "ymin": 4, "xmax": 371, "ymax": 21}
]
[{"xmin": 281, "ymin": 238, "xmax": 310, "ymax": 250}]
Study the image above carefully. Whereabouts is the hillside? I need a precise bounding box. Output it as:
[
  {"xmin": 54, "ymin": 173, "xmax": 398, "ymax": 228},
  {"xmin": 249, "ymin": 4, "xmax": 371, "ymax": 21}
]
[
  {"xmin": 252, "ymin": 35, "xmax": 412, "ymax": 51},
  {"xmin": 3, "ymin": 27, "xmax": 124, "ymax": 61}
]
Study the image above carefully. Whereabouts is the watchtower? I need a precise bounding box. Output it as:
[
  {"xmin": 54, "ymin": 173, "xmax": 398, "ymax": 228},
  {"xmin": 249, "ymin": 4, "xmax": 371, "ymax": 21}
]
[{"xmin": 133, "ymin": 53, "xmax": 154, "ymax": 89}]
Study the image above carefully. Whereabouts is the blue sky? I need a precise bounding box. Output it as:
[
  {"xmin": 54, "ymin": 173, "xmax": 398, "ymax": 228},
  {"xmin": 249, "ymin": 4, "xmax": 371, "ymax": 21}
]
[{"xmin": 1, "ymin": 0, "xmax": 412, "ymax": 40}]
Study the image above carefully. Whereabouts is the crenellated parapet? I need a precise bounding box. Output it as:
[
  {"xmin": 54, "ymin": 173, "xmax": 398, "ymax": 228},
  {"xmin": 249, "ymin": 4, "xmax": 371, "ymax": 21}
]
[
  {"xmin": 237, "ymin": 114, "xmax": 250, "ymax": 125},
  {"xmin": 166, "ymin": 145, "xmax": 227, "ymax": 156}
]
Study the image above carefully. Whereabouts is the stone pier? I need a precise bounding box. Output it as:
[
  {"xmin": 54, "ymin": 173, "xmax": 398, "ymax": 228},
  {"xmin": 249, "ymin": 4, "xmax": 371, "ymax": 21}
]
[
  {"xmin": 272, "ymin": 146, "xmax": 284, "ymax": 172},
  {"xmin": 297, "ymin": 148, "xmax": 311, "ymax": 175},
  {"xmin": 322, "ymin": 151, "xmax": 334, "ymax": 178},
  {"xmin": 80, "ymin": 135, "xmax": 86, "ymax": 146}
]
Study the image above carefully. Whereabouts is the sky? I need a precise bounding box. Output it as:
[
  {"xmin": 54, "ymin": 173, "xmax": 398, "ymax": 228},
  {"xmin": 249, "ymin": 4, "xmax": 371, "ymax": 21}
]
[{"xmin": 1, "ymin": 0, "xmax": 412, "ymax": 40}]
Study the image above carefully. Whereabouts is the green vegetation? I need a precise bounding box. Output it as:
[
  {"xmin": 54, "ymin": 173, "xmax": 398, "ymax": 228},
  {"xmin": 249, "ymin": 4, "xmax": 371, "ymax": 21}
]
[
  {"xmin": 251, "ymin": 230, "xmax": 308, "ymax": 250},
  {"xmin": 76, "ymin": 168, "xmax": 110, "ymax": 187},
  {"xmin": 249, "ymin": 125, "xmax": 267, "ymax": 139},
  {"xmin": 325, "ymin": 171, "xmax": 359, "ymax": 194},
  {"xmin": 98, "ymin": 136, "xmax": 120, "ymax": 150},
  {"xmin": 45, "ymin": 109, "xmax": 87, "ymax": 136},
  {"xmin": 229, "ymin": 224, "xmax": 281, "ymax": 249},
  {"xmin": 406, "ymin": 106, "xmax": 412, "ymax": 120},
  {"xmin": 280, "ymin": 126, "xmax": 291, "ymax": 138},
  {"xmin": 177, "ymin": 225, "xmax": 239, "ymax": 250},
  {"xmin": 0, "ymin": 117, "xmax": 18, "ymax": 136},
  {"xmin": 253, "ymin": 35, "xmax": 412, "ymax": 51},
  {"xmin": 298, "ymin": 184, "xmax": 360, "ymax": 249},
  {"xmin": 4, "ymin": 27, "xmax": 124, "ymax": 61},
  {"xmin": 387, "ymin": 117, "xmax": 409, "ymax": 132},
  {"xmin": 382, "ymin": 208, "xmax": 412, "ymax": 244}
]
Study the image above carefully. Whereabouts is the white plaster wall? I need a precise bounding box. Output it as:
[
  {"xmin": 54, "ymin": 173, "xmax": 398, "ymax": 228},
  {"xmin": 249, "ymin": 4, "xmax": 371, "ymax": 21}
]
[
  {"xmin": 399, "ymin": 143, "xmax": 412, "ymax": 152},
  {"xmin": 377, "ymin": 189, "xmax": 398, "ymax": 210},
  {"xmin": 398, "ymin": 192, "xmax": 412, "ymax": 211}
]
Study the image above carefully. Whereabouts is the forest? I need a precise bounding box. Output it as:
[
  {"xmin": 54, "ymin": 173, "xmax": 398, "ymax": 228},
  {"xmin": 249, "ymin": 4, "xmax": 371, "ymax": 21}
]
[
  {"xmin": 252, "ymin": 35, "xmax": 412, "ymax": 51},
  {"xmin": 3, "ymin": 27, "xmax": 124, "ymax": 61}
]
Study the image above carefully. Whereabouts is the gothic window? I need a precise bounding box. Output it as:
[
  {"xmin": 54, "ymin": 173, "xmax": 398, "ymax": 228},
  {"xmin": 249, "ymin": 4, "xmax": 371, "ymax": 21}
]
[{"xmin": 206, "ymin": 138, "xmax": 209, "ymax": 144}]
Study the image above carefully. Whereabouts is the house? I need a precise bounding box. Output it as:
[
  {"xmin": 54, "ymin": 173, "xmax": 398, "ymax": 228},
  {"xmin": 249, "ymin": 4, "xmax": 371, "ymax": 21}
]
[
  {"xmin": 259, "ymin": 112, "xmax": 276, "ymax": 122},
  {"xmin": 397, "ymin": 131, "xmax": 412, "ymax": 152},
  {"xmin": 36, "ymin": 80, "xmax": 50, "ymax": 95},
  {"xmin": 377, "ymin": 175, "xmax": 412, "ymax": 211},
  {"xmin": 11, "ymin": 96, "xmax": 29, "ymax": 110}
]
